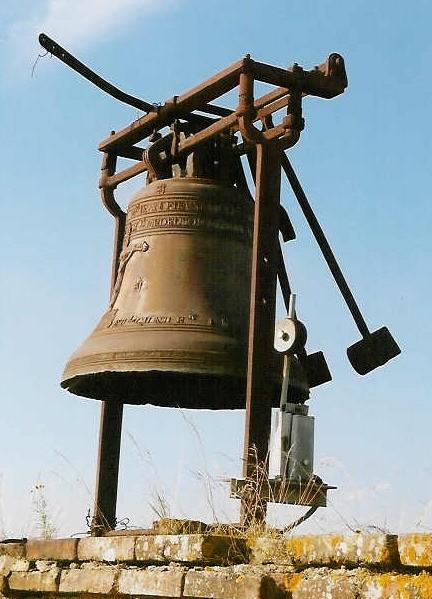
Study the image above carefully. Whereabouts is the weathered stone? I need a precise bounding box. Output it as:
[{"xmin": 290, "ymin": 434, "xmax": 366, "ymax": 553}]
[
  {"xmin": 118, "ymin": 567, "xmax": 184, "ymax": 596},
  {"xmin": 135, "ymin": 534, "xmax": 247, "ymax": 564},
  {"xmin": 249, "ymin": 533, "xmax": 398, "ymax": 567},
  {"xmin": 26, "ymin": 538, "xmax": 78, "ymax": 561},
  {"xmin": 286, "ymin": 568, "xmax": 360, "ymax": 599},
  {"xmin": 0, "ymin": 556, "xmax": 30, "ymax": 575},
  {"xmin": 153, "ymin": 518, "xmax": 208, "ymax": 535},
  {"xmin": 0, "ymin": 543, "xmax": 25, "ymax": 558},
  {"xmin": 59, "ymin": 566, "xmax": 117, "ymax": 594},
  {"xmin": 398, "ymin": 533, "xmax": 432, "ymax": 567},
  {"xmin": 78, "ymin": 535, "xmax": 135, "ymax": 562},
  {"xmin": 5, "ymin": 532, "xmax": 432, "ymax": 598},
  {"xmin": 0, "ymin": 556, "xmax": 14, "ymax": 577},
  {"xmin": 361, "ymin": 572, "xmax": 432, "ymax": 598},
  {"xmin": 333, "ymin": 533, "xmax": 398, "ymax": 566},
  {"xmin": 8, "ymin": 568, "xmax": 60, "ymax": 593},
  {"xmin": 10, "ymin": 558, "xmax": 30, "ymax": 572},
  {"xmin": 183, "ymin": 569, "xmax": 286, "ymax": 599},
  {"xmin": 35, "ymin": 559, "xmax": 58, "ymax": 572}
]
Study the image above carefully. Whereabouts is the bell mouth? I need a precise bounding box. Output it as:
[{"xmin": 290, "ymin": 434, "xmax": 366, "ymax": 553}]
[{"xmin": 61, "ymin": 371, "xmax": 281, "ymax": 410}]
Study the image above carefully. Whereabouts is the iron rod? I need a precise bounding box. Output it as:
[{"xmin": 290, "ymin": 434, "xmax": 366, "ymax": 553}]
[
  {"xmin": 250, "ymin": 56, "xmax": 347, "ymax": 99},
  {"xmin": 92, "ymin": 401, "xmax": 124, "ymax": 534},
  {"xmin": 281, "ymin": 153, "xmax": 370, "ymax": 338},
  {"xmin": 241, "ymin": 143, "xmax": 281, "ymax": 525},
  {"xmin": 277, "ymin": 244, "xmax": 308, "ymax": 364},
  {"xmin": 39, "ymin": 33, "xmax": 154, "ymax": 112}
]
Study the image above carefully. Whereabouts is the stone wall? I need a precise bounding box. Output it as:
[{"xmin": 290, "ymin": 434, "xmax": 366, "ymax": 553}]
[{"xmin": 1, "ymin": 530, "xmax": 432, "ymax": 598}]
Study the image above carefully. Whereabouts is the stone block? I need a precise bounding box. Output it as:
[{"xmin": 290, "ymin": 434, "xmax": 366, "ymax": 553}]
[
  {"xmin": 118, "ymin": 567, "xmax": 184, "ymax": 596},
  {"xmin": 0, "ymin": 543, "xmax": 25, "ymax": 558},
  {"xmin": 183, "ymin": 569, "xmax": 286, "ymax": 599},
  {"xmin": 288, "ymin": 569, "xmax": 359, "ymax": 599},
  {"xmin": 361, "ymin": 572, "xmax": 432, "ymax": 598},
  {"xmin": 35, "ymin": 560, "xmax": 58, "ymax": 572},
  {"xmin": 78, "ymin": 535, "xmax": 135, "ymax": 562},
  {"xmin": 59, "ymin": 566, "xmax": 117, "ymax": 594},
  {"xmin": 0, "ymin": 556, "xmax": 30, "ymax": 575},
  {"xmin": 8, "ymin": 568, "xmax": 60, "ymax": 593},
  {"xmin": 153, "ymin": 519, "xmax": 208, "ymax": 535},
  {"xmin": 398, "ymin": 533, "xmax": 432, "ymax": 567},
  {"xmin": 135, "ymin": 534, "xmax": 247, "ymax": 564},
  {"xmin": 0, "ymin": 556, "xmax": 14, "ymax": 577},
  {"xmin": 282, "ymin": 570, "xmax": 432, "ymax": 599},
  {"xmin": 10, "ymin": 558, "xmax": 30, "ymax": 572},
  {"xmin": 26, "ymin": 538, "xmax": 78, "ymax": 561},
  {"xmin": 249, "ymin": 533, "xmax": 398, "ymax": 567},
  {"xmin": 333, "ymin": 533, "xmax": 398, "ymax": 566}
]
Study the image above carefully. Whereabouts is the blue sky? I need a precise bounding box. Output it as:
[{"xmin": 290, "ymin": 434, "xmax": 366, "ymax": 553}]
[{"xmin": 0, "ymin": 0, "xmax": 431, "ymax": 537}]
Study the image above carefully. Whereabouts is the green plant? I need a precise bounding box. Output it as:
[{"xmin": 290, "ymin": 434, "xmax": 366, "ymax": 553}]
[{"xmin": 30, "ymin": 483, "xmax": 57, "ymax": 539}]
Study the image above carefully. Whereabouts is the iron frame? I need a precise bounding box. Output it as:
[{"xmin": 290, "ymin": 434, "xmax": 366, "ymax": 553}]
[{"xmin": 87, "ymin": 54, "xmax": 347, "ymax": 533}]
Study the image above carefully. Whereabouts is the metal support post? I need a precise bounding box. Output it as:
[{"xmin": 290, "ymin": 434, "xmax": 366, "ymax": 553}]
[
  {"xmin": 91, "ymin": 401, "xmax": 124, "ymax": 534},
  {"xmin": 91, "ymin": 166, "xmax": 125, "ymax": 536},
  {"xmin": 241, "ymin": 142, "xmax": 281, "ymax": 525}
]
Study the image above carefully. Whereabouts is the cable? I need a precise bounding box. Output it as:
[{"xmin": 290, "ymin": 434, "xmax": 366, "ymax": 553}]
[{"xmin": 283, "ymin": 506, "xmax": 319, "ymax": 534}]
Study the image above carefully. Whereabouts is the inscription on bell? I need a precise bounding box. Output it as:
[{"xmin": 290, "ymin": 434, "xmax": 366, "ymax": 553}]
[
  {"xmin": 138, "ymin": 215, "xmax": 202, "ymax": 229},
  {"xmin": 129, "ymin": 197, "xmax": 250, "ymax": 219},
  {"xmin": 108, "ymin": 313, "xmax": 232, "ymax": 329},
  {"xmin": 111, "ymin": 314, "xmax": 173, "ymax": 327},
  {"xmin": 130, "ymin": 199, "xmax": 201, "ymax": 217}
]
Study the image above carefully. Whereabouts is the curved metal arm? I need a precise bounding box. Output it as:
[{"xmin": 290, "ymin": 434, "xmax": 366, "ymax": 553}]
[
  {"xmin": 99, "ymin": 152, "xmax": 126, "ymax": 296},
  {"xmin": 39, "ymin": 33, "xmax": 154, "ymax": 113},
  {"xmin": 237, "ymin": 71, "xmax": 265, "ymax": 144},
  {"xmin": 237, "ymin": 71, "xmax": 303, "ymax": 149}
]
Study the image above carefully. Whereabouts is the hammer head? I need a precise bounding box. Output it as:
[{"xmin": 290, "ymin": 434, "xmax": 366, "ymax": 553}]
[
  {"xmin": 347, "ymin": 327, "xmax": 401, "ymax": 375},
  {"xmin": 303, "ymin": 351, "xmax": 332, "ymax": 388}
]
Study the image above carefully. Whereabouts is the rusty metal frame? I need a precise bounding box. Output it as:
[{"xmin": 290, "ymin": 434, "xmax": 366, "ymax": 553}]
[
  {"xmin": 91, "ymin": 54, "xmax": 346, "ymax": 530},
  {"xmin": 95, "ymin": 54, "xmax": 346, "ymax": 192},
  {"xmin": 38, "ymin": 40, "xmax": 346, "ymax": 532},
  {"xmin": 40, "ymin": 33, "xmax": 396, "ymax": 531},
  {"xmin": 240, "ymin": 142, "xmax": 282, "ymax": 524}
]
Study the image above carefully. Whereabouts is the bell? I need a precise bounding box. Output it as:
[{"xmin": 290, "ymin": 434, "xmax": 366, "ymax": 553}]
[{"xmin": 61, "ymin": 175, "xmax": 281, "ymax": 409}]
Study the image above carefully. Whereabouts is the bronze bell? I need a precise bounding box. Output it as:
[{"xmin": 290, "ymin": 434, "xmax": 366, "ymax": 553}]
[{"xmin": 61, "ymin": 174, "xmax": 280, "ymax": 409}]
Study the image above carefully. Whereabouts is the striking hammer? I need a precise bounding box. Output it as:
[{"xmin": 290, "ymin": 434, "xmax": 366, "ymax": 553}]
[{"xmin": 281, "ymin": 153, "xmax": 400, "ymax": 375}]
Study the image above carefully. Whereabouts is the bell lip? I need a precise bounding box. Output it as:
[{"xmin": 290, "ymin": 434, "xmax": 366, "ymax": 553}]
[
  {"xmin": 60, "ymin": 368, "xmax": 282, "ymax": 409},
  {"xmin": 60, "ymin": 371, "xmax": 252, "ymax": 409},
  {"xmin": 60, "ymin": 350, "xmax": 283, "ymax": 408},
  {"xmin": 61, "ymin": 351, "xmax": 247, "ymax": 382}
]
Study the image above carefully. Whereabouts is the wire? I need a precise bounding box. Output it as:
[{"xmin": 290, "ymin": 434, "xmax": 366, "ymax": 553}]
[
  {"xmin": 283, "ymin": 506, "xmax": 318, "ymax": 534},
  {"xmin": 116, "ymin": 517, "xmax": 130, "ymax": 530},
  {"xmin": 31, "ymin": 50, "xmax": 49, "ymax": 78}
]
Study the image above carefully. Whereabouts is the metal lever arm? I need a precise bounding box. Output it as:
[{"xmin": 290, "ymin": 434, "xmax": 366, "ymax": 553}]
[
  {"xmin": 281, "ymin": 153, "xmax": 370, "ymax": 338},
  {"xmin": 39, "ymin": 33, "xmax": 154, "ymax": 113},
  {"xmin": 38, "ymin": 33, "xmax": 218, "ymax": 124}
]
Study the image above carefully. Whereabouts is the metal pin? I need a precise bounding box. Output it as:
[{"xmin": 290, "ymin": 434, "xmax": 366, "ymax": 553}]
[{"xmin": 288, "ymin": 293, "xmax": 296, "ymax": 319}]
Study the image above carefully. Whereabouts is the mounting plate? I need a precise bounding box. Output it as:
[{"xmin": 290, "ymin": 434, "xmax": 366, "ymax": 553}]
[{"xmin": 230, "ymin": 476, "xmax": 336, "ymax": 508}]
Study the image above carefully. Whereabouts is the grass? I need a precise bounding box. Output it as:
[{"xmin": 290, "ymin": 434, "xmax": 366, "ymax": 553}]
[
  {"xmin": 30, "ymin": 483, "xmax": 57, "ymax": 539},
  {"xmin": 0, "ymin": 412, "xmax": 388, "ymax": 539}
]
